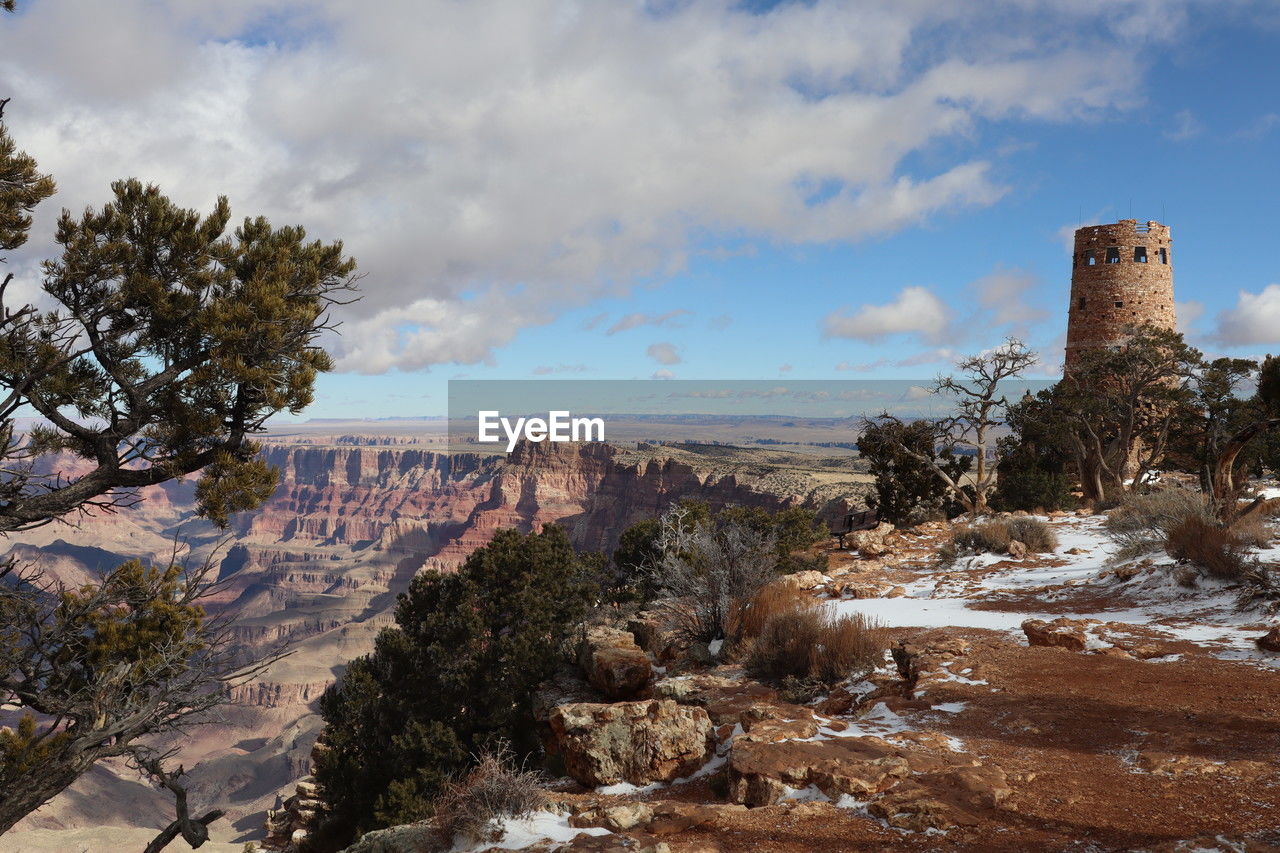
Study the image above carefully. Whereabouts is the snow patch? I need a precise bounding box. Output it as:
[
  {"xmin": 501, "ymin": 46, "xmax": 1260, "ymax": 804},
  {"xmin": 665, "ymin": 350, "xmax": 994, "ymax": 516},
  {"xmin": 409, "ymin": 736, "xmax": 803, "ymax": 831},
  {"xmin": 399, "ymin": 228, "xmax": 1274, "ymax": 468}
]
[{"xmin": 449, "ymin": 811, "xmax": 610, "ymax": 852}]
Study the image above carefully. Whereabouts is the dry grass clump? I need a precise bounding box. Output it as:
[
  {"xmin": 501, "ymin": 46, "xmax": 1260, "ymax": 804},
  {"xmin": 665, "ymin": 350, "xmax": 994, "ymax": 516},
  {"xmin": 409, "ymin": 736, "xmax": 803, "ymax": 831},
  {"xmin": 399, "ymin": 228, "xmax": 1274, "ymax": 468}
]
[
  {"xmin": 730, "ymin": 582, "xmax": 816, "ymax": 640},
  {"xmin": 432, "ymin": 745, "xmax": 547, "ymax": 849},
  {"xmin": 744, "ymin": 603, "xmax": 886, "ymax": 688},
  {"xmin": 1163, "ymin": 514, "xmax": 1279, "ymax": 608},
  {"xmin": 1229, "ymin": 511, "xmax": 1275, "ymax": 548},
  {"xmin": 1104, "ymin": 489, "xmax": 1213, "ymax": 561},
  {"xmin": 943, "ymin": 516, "xmax": 1058, "ymax": 561},
  {"xmin": 1165, "ymin": 516, "xmax": 1257, "ymax": 581}
]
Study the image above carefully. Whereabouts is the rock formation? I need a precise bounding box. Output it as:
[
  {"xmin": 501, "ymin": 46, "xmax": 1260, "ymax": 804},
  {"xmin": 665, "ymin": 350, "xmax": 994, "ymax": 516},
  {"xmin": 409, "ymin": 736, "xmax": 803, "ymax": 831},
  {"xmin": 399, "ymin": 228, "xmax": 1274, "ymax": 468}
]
[{"xmin": 5, "ymin": 435, "xmax": 837, "ymax": 840}]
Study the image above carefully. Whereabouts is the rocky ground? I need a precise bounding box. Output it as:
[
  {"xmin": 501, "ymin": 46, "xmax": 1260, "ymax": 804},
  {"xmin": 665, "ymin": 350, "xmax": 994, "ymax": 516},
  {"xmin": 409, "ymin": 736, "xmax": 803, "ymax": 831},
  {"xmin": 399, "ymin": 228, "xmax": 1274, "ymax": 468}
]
[{"xmin": 330, "ymin": 494, "xmax": 1280, "ymax": 853}]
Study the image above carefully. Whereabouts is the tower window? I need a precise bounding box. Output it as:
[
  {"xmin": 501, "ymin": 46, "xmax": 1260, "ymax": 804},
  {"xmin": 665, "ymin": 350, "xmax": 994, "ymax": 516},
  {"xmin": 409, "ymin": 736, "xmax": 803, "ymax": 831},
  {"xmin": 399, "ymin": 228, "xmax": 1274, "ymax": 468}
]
[
  {"xmin": 1106, "ymin": 247, "xmax": 1120, "ymax": 264},
  {"xmin": 1158, "ymin": 248, "xmax": 1168, "ymax": 264},
  {"xmin": 1134, "ymin": 246, "xmax": 1147, "ymax": 263},
  {"xmin": 1115, "ymin": 300, "xmax": 1124, "ymax": 308},
  {"xmin": 1085, "ymin": 250, "xmax": 1097, "ymax": 266},
  {"xmin": 1078, "ymin": 296, "xmax": 1087, "ymax": 309}
]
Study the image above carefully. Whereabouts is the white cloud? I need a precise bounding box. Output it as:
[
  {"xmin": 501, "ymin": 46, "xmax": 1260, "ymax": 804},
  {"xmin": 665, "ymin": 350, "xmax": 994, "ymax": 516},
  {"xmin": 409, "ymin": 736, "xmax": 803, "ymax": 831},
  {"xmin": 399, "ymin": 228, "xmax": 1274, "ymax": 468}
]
[
  {"xmin": 1164, "ymin": 109, "xmax": 1201, "ymax": 141},
  {"xmin": 0, "ymin": 0, "xmax": 1198, "ymax": 371},
  {"xmin": 1176, "ymin": 299, "xmax": 1204, "ymax": 335},
  {"xmin": 1214, "ymin": 285, "xmax": 1280, "ymax": 347},
  {"xmin": 708, "ymin": 314, "xmax": 733, "ymax": 331},
  {"xmin": 778, "ymin": 363, "xmax": 793, "ymax": 373},
  {"xmin": 647, "ymin": 342, "xmax": 682, "ymax": 365},
  {"xmin": 835, "ymin": 347, "xmax": 957, "ymax": 373},
  {"xmin": 651, "ymin": 368, "xmax": 676, "ymax": 380},
  {"xmin": 1236, "ymin": 112, "xmax": 1280, "ymax": 140},
  {"xmin": 532, "ymin": 364, "xmax": 588, "ymax": 375},
  {"xmin": 972, "ymin": 268, "xmax": 1049, "ymax": 336},
  {"xmin": 607, "ymin": 309, "xmax": 691, "ymax": 336},
  {"xmin": 823, "ymin": 286, "xmax": 950, "ymax": 343},
  {"xmin": 1056, "ymin": 208, "xmax": 1113, "ymax": 252}
]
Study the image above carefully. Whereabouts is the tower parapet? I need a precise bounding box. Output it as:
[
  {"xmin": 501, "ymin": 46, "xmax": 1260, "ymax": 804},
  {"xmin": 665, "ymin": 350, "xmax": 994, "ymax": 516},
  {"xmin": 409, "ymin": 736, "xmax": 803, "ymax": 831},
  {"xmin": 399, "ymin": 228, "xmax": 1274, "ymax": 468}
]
[{"xmin": 1064, "ymin": 219, "xmax": 1176, "ymax": 372}]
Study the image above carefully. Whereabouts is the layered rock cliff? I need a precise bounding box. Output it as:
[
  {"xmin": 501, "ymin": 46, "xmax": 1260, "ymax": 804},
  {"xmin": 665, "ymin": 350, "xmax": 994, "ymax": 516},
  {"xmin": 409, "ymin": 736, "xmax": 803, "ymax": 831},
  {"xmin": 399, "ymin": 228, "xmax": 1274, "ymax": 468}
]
[{"xmin": 5, "ymin": 435, "xmax": 863, "ymax": 843}]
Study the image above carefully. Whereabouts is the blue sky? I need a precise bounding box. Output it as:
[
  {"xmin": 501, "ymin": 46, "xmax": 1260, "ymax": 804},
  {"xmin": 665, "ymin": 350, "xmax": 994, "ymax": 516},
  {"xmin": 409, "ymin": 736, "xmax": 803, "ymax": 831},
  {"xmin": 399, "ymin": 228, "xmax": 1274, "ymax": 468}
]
[
  {"xmin": 3, "ymin": 1, "xmax": 1280, "ymax": 419},
  {"xmin": 305, "ymin": 3, "xmax": 1280, "ymax": 418}
]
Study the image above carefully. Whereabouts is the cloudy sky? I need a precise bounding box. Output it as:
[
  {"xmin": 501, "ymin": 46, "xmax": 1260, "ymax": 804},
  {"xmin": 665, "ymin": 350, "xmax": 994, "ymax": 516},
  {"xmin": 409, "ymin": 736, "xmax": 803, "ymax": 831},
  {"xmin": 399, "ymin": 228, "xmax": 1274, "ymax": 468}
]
[{"xmin": 2, "ymin": 0, "xmax": 1279, "ymax": 418}]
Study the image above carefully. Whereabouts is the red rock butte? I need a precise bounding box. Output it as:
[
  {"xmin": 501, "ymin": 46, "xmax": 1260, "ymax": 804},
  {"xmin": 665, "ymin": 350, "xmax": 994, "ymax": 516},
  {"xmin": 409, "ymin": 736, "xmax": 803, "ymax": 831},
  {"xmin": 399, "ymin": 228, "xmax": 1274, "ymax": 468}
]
[{"xmin": 1065, "ymin": 219, "xmax": 1177, "ymax": 373}]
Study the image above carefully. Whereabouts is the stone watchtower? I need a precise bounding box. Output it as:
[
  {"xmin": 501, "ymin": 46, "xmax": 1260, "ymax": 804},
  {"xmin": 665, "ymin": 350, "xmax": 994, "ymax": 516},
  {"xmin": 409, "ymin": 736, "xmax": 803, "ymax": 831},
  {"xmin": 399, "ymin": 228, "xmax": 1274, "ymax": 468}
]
[{"xmin": 1064, "ymin": 219, "xmax": 1176, "ymax": 372}]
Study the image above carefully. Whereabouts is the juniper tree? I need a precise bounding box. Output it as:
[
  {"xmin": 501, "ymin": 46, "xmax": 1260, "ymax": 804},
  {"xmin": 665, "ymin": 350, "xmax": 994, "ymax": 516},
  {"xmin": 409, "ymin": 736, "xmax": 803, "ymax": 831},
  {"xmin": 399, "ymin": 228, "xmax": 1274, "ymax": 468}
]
[
  {"xmin": 1057, "ymin": 325, "xmax": 1200, "ymax": 502},
  {"xmin": 860, "ymin": 340, "xmax": 1036, "ymax": 517},
  {"xmin": 0, "ymin": 68, "xmax": 356, "ymax": 845},
  {"xmin": 857, "ymin": 417, "xmax": 970, "ymax": 525},
  {"xmin": 308, "ymin": 525, "xmax": 596, "ymax": 851}
]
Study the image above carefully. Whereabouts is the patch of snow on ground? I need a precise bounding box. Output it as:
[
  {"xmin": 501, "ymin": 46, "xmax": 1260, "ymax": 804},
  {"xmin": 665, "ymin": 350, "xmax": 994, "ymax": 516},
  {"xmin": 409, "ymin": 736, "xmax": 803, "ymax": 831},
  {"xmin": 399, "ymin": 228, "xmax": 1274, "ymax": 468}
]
[
  {"xmin": 450, "ymin": 811, "xmax": 610, "ymax": 852},
  {"xmin": 595, "ymin": 780, "xmax": 662, "ymax": 796},
  {"xmin": 831, "ymin": 513, "xmax": 1280, "ymax": 667},
  {"xmin": 934, "ymin": 667, "xmax": 988, "ymax": 686},
  {"xmin": 929, "ymin": 701, "xmax": 967, "ymax": 714},
  {"xmin": 780, "ymin": 784, "xmax": 831, "ymax": 803},
  {"xmin": 813, "ymin": 702, "xmax": 913, "ymax": 741}
]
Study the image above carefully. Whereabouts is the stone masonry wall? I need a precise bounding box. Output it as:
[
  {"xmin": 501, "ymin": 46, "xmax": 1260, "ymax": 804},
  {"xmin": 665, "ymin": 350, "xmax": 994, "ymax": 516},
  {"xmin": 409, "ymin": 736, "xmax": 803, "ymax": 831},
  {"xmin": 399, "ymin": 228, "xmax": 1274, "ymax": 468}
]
[{"xmin": 1065, "ymin": 219, "xmax": 1176, "ymax": 371}]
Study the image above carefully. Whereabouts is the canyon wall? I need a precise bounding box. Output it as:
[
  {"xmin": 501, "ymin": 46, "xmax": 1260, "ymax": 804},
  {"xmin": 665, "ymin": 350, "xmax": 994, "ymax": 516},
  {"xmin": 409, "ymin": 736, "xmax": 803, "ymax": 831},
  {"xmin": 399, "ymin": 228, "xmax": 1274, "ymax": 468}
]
[{"xmin": 5, "ymin": 436, "xmax": 831, "ymax": 842}]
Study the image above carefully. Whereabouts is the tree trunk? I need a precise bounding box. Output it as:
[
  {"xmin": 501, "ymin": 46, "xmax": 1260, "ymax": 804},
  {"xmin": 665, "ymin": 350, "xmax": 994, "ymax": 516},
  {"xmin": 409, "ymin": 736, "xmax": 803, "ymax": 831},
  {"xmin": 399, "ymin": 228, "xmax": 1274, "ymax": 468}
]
[
  {"xmin": 1212, "ymin": 418, "xmax": 1280, "ymax": 508},
  {"xmin": 0, "ymin": 762, "xmax": 92, "ymax": 835}
]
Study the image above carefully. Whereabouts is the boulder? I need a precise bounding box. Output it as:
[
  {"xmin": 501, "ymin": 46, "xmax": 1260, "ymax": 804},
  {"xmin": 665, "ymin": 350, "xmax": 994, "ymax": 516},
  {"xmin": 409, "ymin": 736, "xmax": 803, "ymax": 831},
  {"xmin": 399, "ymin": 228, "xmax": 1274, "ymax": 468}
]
[
  {"xmin": 570, "ymin": 802, "xmax": 654, "ymax": 832},
  {"xmin": 892, "ymin": 636, "xmax": 970, "ymax": 693},
  {"xmin": 549, "ymin": 700, "xmax": 714, "ymax": 787},
  {"xmin": 579, "ymin": 626, "xmax": 653, "ymax": 700},
  {"xmin": 1021, "ymin": 618, "xmax": 1089, "ymax": 652},
  {"xmin": 653, "ymin": 675, "xmax": 778, "ymax": 726},
  {"xmin": 1256, "ymin": 625, "xmax": 1280, "ymax": 653},
  {"xmin": 341, "ymin": 820, "xmax": 438, "ymax": 853},
  {"xmin": 847, "ymin": 522, "xmax": 896, "ymax": 557},
  {"xmin": 867, "ymin": 784, "xmax": 964, "ymax": 831},
  {"xmin": 726, "ymin": 736, "xmax": 917, "ymax": 806},
  {"xmin": 628, "ymin": 611, "xmax": 682, "ymax": 663},
  {"xmin": 776, "ymin": 569, "xmax": 826, "ymax": 590}
]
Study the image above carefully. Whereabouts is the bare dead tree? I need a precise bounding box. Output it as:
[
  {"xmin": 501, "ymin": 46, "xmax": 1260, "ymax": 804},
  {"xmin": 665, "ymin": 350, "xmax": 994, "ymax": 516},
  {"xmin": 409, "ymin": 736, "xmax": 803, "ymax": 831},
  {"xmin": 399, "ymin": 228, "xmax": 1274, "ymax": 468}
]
[
  {"xmin": 870, "ymin": 339, "xmax": 1038, "ymax": 516},
  {"xmin": 135, "ymin": 758, "xmax": 225, "ymax": 853},
  {"xmin": 646, "ymin": 505, "xmax": 778, "ymax": 647}
]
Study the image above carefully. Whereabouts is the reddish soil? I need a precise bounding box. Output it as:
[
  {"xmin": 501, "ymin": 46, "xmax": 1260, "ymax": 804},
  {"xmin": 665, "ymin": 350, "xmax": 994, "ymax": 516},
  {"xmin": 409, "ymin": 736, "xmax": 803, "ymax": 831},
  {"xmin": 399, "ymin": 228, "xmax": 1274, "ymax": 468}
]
[{"xmin": 554, "ymin": 625, "xmax": 1280, "ymax": 852}]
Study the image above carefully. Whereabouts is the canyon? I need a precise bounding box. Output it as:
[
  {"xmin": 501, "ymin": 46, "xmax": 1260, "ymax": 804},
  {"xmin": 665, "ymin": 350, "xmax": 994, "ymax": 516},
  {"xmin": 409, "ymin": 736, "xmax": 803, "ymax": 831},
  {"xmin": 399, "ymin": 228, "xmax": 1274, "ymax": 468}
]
[{"xmin": 1, "ymin": 432, "xmax": 868, "ymax": 848}]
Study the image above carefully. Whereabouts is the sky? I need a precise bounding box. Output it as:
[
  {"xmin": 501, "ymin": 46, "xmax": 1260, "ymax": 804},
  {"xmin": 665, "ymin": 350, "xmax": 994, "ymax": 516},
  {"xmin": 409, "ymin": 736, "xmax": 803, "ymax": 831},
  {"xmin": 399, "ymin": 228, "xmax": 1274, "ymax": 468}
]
[{"xmin": 2, "ymin": 0, "xmax": 1279, "ymax": 419}]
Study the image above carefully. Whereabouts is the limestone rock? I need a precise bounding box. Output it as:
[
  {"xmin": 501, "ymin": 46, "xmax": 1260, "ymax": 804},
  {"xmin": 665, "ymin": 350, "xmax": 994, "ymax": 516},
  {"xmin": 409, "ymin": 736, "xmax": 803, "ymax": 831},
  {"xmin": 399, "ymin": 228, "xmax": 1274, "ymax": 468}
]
[
  {"xmin": 579, "ymin": 626, "xmax": 654, "ymax": 700},
  {"xmin": 341, "ymin": 820, "xmax": 438, "ymax": 852},
  {"xmin": 628, "ymin": 611, "xmax": 682, "ymax": 663},
  {"xmin": 653, "ymin": 675, "xmax": 778, "ymax": 726},
  {"xmin": 868, "ymin": 784, "xmax": 964, "ymax": 831},
  {"xmin": 726, "ymin": 736, "xmax": 914, "ymax": 806},
  {"xmin": 1021, "ymin": 618, "xmax": 1089, "ymax": 652},
  {"xmin": 776, "ymin": 569, "xmax": 826, "ymax": 590},
  {"xmin": 847, "ymin": 521, "xmax": 896, "ymax": 557},
  {"xmin": 571, "ymin": 802, "xmax": 654, "ymax": 832},
  {"xmin": 549, "ymin": 699, "xmax": 714, "ymax": 786}
]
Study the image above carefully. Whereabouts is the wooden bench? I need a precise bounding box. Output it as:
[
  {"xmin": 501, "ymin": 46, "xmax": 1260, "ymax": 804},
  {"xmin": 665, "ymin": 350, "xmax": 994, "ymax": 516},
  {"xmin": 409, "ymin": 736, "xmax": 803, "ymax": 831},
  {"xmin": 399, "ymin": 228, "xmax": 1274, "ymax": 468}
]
[{"xmin": 830, "ymin": 508, "xmax": 879, "ymax": 549}]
